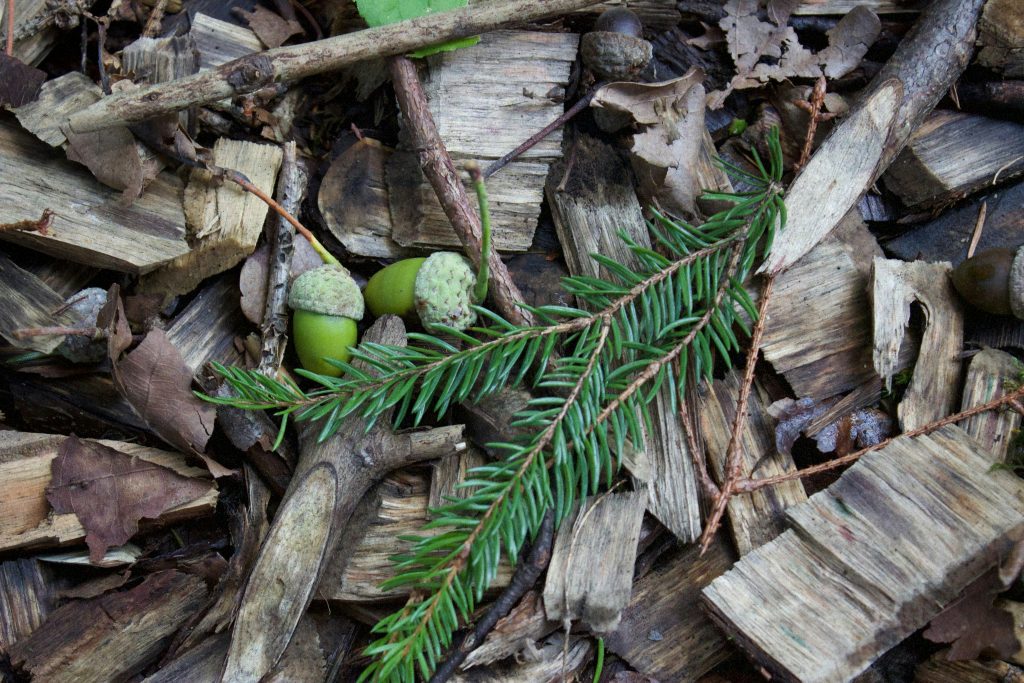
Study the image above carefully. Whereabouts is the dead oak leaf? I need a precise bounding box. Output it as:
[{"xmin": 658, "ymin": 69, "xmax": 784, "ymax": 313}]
[
  {"xmin": 46, "ymin": 436, "xmax": 214, "ymax": 563},
  {"xmin": 112, "ymin": 330, "xmax": 216, "ymax": 458},
  {"xmin": 236, "ymin": 6, "xmax": 303, "ymax": 49},
  {"xmin": 0, "ymin": 53, "xmax": 46, "ymax": 108},
  {"xmin": 923, "ymin": 566, "xmax": 1020, "ymax": 661}
]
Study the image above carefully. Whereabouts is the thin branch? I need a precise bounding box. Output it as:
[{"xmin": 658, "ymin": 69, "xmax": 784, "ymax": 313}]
[
  {"xmin": 792, "ymin": 76, "xmax": 833, "ymax": 172},
  {"xmin": 482, "ymin": 84, "xmax": 603, "ymax": 180},
  {"xmin": 733, "ymin": 385, "xmax": 1024, "ymax": 493},
  {"xmin": 66, "ymin": 0, "xmax": 606, "ymax": 133},
  {"xmin": 678, "ymin": 362, "xmax": 721, "ymax": 502},
  {"xmin": 141, "ymin": 0, "xmax": 169, "ymax": 38},
  {"xmin": 388, "ymin": 55, "xmax": 531, "ymax": 327},
  {"xmin": 427, "ymin": 510, "xmax": 555, "ymax": 683},
  {"xmin": 699, "ymin": 272, "xmax": 776, "ymax": 554},
  {"xmin": 5, "ymin": 0, "xmax": 14, "ymax": 55}
]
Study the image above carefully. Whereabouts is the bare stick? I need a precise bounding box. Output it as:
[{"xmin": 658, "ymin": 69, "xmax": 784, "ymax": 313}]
[
  {"xmin": 699, "ymin": 274, "xmax": 776, "ymax": 554},
  {"xmin": 66, "ymin": 0, "xmax": 605, "ymax": 133},
  {"xmin": 388, "ymin": 55, "xmax": 532, "ymax": 326},
  {"xmin": 733, "ymin": 385, "xmax": 1024, "ymax": 494},
  {"xmin": 5, "ymin": 0, "xmax": 14, "ymax": 55},
  {"xmin": 258, "ymin": 141, "xmax": 305, "ymax": 377},
  {"xmin": 792, "ymin": 76, "xmax": 833, "ymax": 173},
  {"xmin": 967, "ymin": 200, "xmax": 987, "ymax": 259}
]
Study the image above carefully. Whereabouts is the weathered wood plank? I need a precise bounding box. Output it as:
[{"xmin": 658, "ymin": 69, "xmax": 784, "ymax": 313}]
[
  {"xmin": 546, "ymin": 133, "xmax": 700, "ymax": 542},
  {"xmin": 604, "ymin": 536, "xmax": 736, "ymax": 681},
  {"xmin": 0, "ymin": 249, "xmax": 73, "ymax": 354},
  {"xmin": 164, "ymin": 273, "xmax": 245, "ymax": 375},
  {"xmin": 703, "ymin": 425, "xmax": 1024, "ymax": 683},
  {"xmin": 960, "ymin": 348, "xmax": 1023, "ymax": 463},
  {"xmin": 0, "ymin": 558, "xmax": 55, "ymax": 655},
  {"xmin": 0, "ymin": 119, "xmax": 189, "ymax": 274},
  {"xmin": 13, "ymin": 72, "xmax": 101, "ymax": 148},
  {"xmin": 882, "ymin": 111, "xmax": 1024, "ymax": 208},
  {"xmin": 697, "ymin": 371, "xmax": 807, "ymax": 556},
  {"xmin": 0, "ymin": 432, "xmax": 217, "ymax": 554},
  {"xmin": 390, "ymin": 30, "xmax": 577, "ymax": 252},
  {"xmin": 429, "ymin": 447, "xmax": 486, "ymax": 509},
  {"xmin": 190, "ymin": 13, "xmax": 263, "ymax": 69},
  {"xmin": 543, "ymin": 491, "xmax": 646, "ymax": 633},
  {"xmin": 871, "ymin": 258, "xmax": 963, "ymax": 430}
]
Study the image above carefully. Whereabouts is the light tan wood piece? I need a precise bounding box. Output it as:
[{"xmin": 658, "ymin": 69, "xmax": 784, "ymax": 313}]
[
  {"xmin": 604, "ymin": 536, "xmax": 736, "ymax": 681},
  {"xmin": 697, "ymin": 370, "xmax": 807, "ymax": 556},
  {"xmin": 140, "ymin": 138, "xmax": 282, "ymax": 298},
  {"xmin": 883, "ymin": 111, "xmax": 1024, "ymax": 208},
  {"xmin": 960, "ymin": 348, "xmax": 1023, "ymax": 463},
  {"xmin": 429, "ymin": 447, "xmax": 487, "ymax": 509},
  {"xmin": 976, "ymin": 0, "xmax": 1024, "ymax": 78},
  {"xmin": 0, "ymin": 120, "xmax": 188, "ymax": 273},
  {"xmin": 703, "ymin": 424, "xmax": 1024, "ymax": 683},
  {"xmin": 122, "ymin": 33, "xmax": 198, "ymax": 84},
  {"xmin": 0, "ymin": 249, "xmax": 73, "ymax": 354},
  {"xmin": 164, "ymin": 274, "xmax": 245, "ymax": 375},
  {"xmin": 543, "ymin": 491, "xmax": 646, "ymax": 633},
  {"xmin": 871, "ymin": 258, "xmax": 963, "ymax": 430},
  {"xmin": 13, "ymin": 72, "xmax": 101, "ymax": 148},
  {"xmin": 0, "ymin": 432, "xmax": 217, "ymax": 555},
  {"xmin": 190, "ymin": 13, "xmax": 263, "ymax": 69},
  {"xmin": 546, "ymin": 133, "xmax": 701, "ymax": 542},
  {"xmin": 451, "ymin": 634, "xmax": 591, "ymax": 683},
  {"xmin": 0, "ymin": 558, "xmax": 55, "ymax": 654},
  {"xmin": 389, "ymin": 30, "xmax": 578, "ymax": 252}
]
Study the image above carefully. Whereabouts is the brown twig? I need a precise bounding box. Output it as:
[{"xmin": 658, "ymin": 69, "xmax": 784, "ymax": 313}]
[
  {"xmin": 733, "ymin": 385, "xmax": 1024, "ymax": 494},
  {"xmin": 388, "ymin": 55, "xmax": 532, "ymax": 326},
  {"xmin": 5, "ymin": 0, "xmax": 14, "ymax": 55},
  {"xmin": 699, "ymin": 273, "xmax": 776, "ymax": 554},
  {"xmin": 428, "ymin": 510, "xmax": 555, "ymax": 683},
  {"xmin": 482, "ymin": 84, "xmax": 602, "ymax": 180},
  {"xmin": 0, "ymin": 209, "xmax": 53, "ymax": 235},
  {"xmin": 792, "ymin": 76, "xmax": 834, "ymax": 173},
  {"xmin": 677, "ymin": 362, "xmax": 721, "ymax": 502},
  {"xmin": 13, "ymin": 325, "xmax": 106, "ymax": 340},
  {"xmin": 140, "ymin": 0, "xmax": 168, "ymax": 38},
  {"xmin": 967, "ymin": 200, "xmax": 987, "ymax": 259}
]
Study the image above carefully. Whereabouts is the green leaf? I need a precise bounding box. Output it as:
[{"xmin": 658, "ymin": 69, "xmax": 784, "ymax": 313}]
[{"xmin": 354, "ymin": 0, "xmax": 480, "ymax": 57}]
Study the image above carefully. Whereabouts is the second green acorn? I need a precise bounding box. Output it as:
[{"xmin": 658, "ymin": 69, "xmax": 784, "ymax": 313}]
[{"xmin": 363, "ymin": 252, "xmax": 479, "ymax": 331}]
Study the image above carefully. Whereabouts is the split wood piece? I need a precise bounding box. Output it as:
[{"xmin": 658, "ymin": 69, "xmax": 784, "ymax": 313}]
[
  {"xmin": 9, "ymin": 570, "xmax": 208, "ymax": 682},
  {"xmin": 190, "ymin": 14, "xmax": 263, "ymax": 70},
  {"xmin": 13, "ymin": 72, "xmax": 101, "ymax": 148},
  {"xmin": 884, "ymin": 180, "xmax": 1024, "ymax": 268},
  {"xmin": 542, "ymin": 491, "xmax": 646, "ymax": 633},
  {"xmin": 145, "ymin": 631, "xmax": 231, "ymax": 682},
  {"xmin": 451, "ymin": 634, "xmax": 592, "ymax": 683},
  {"xmin": 140, "ymin": 138, "xmax": 282, "ymax": 299},
  {"xmin": 882, "ymin": 110, "xmax": 1024, "ymax": 209},
  {"xmin": 320, "ymin": 468, "xmax": 511, "ymax": 602},
  {"xmin": 603, "ymin": 535, "xmax": 736, "ymax": 681},
  {"xmin": 222, "ymin": 316, "xmax": 466, "ymax": 683},
  {"xmin": 696, "ymin": 370, "xmax": 807, "ymax": 556},
  {"xmin": 429, "ymin": 446, "xmax": 487, "ymax": 509},
  {"xmin": 793, "ymin": 0, "xmax": 921, "ymax": 14},
  {"xmin": 702, "ymin": 424, "xmax": 1024, "ymax": 683},
  {"xmin": 65, "ymin": 0, "xmax": 607, "ymax": 133},
  {"xmin": 0, "ymin": 119, "xmax": 189, "ymax": 273},
  {"xmin": 165, "ymin": 273, "xmax": 246, "ymax": 376},
  {"xmin": 24, "ymin": 253, "xmax": 99, "ymax": 299},
  {"xmin": 461, "ymin": 590, "xmax": 555, "ymax": 669},
  {"xmin": 584, "ymin": 1, "xmax": 680, "ymax": 31},
  {"xmin": 760, "ymin": 219, "xmax": 897, "ymax": 402},
  {"xmin": 388, "ymin": 31, "xmax": 578, "ymax": 252},
  {"xmin": 319, "ymin": 136, "xmax": 410, "ymax": 259},
  {"xmin": 0, "ymin": 431, "xmax": 217, "ymax": 554},
  {"xmin": 761, "ymin": 0, "xmax": 986, "ymax": 275},
  {"xmin": 122, "ymin": 33, "xmax": 198, "ymax": 85},
  {"xmin": 871, "ymin": 258, "xmax": 963, "ymax": 430},
  {"xmin": 916, "ymin": 652, "xmax": 1024, "ymax": 683},
  {"xmin": 0, "ymin": 558, "xmax": 55, "ymax": 654},
  {"xmin": 546, "ymin": 133, "xmax": 700, "ymax": 542},
  {"xmin": 0, "ymin": 248, "xmax": 73, "ymax": 354},
  {"xmin": 960, "ymin": 348, "xmax": 1023, "ymax": 463},
  {"xmin": 976, "ymin": 0, "xmax": 1024, "ymax": 78}
]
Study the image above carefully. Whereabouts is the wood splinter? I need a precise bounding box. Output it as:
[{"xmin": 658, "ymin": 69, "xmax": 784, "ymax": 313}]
[{"xmin": 221, "ymin": 315, "xmax": 465, "ymax": 683}]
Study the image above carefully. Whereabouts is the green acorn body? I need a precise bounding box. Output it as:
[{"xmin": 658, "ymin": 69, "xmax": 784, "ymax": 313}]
[
  {"xmin": 288, "ymin": 265, "xmax": 364, "ymax": 376},
  {"xmin": 364, "ymin": 252, "xmax": 478, "ymax": 331}
]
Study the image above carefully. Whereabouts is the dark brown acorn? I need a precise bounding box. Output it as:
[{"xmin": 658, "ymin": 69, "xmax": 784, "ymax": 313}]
[
  {"xmin": 950, "ymin": 246, "xmax": 1024, "ymax": 318},
  {"xmin": 581, "ymin": 7, "xmax": 652, "ymax": 82}
]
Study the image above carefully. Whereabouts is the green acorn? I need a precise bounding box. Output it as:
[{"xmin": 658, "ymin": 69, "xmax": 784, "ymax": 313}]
[
  {"xmin": 288, "ymin": 265, "xmax": 364, "ymax": 376},
  {"xmin": 364, "ymin": 252, "xmax": 478, "ymax": 331}
]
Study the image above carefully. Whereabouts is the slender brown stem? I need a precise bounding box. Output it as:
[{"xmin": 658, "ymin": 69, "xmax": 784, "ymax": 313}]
[
  {"xmin": 733, "ymin": 385, "xmax": 1024, "ymax": 493},
  {"xmin": 793, "ymin": 76, "xmax": 833, "ymax": 173},
  {"xmin": 0, "ymin": 209, "xmax": 53, "ymax": 235},
  {"xmin": 678, "ymin": 363, "xmax": 721, "ymax": 502},
  {"xmin": 482, "ymin": 84, "xmax": 603, "ymax": 180},
  {"xmin": 5, "ymin": 0, "xmax": 14, "ymax": 55},
  {"xmin": 699, "ymin": 273, "xmax": 776, "ymax": 554},
  {"xmin": 13, "ymin": 325, "xmax": 106, "ymax": 340}
]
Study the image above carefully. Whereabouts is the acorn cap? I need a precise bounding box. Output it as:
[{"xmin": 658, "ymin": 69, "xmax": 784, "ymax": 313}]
[
  {"xmin": 288, "ymin": 265, "xmax": 364, "ymax": 320},
  {"xmin": 414, "ymin": 252, "xmax": 477, "ymax": 330},
  {"xmin": 580, "ymin": 31, "xmax": 653, "ymax": 82},
  {"xmin": 1011, "ymin": 245, "xmax": 1024, "ymax": 320}
]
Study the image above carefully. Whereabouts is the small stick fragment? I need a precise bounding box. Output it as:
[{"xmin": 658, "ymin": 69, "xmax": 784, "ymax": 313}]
[
  {"xmin": 5, "ymin": 0, "xmax": 14, "ymax": 55},
  {"xmin": 967, "ymin": 200, "xmax": 987, "ymax": 259},
  {"xmin": 13, "ymin": 325, "xmax": 106, "ymax": 340},
  {"xmin": 0, "ymin": 209, "xmax": 53, "ymax": 235},
  {"xmin": 793, "ymin": 76, "xmax": 834, "ymax": 172}
]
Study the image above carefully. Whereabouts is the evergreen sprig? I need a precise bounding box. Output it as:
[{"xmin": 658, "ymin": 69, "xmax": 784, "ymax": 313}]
[{"xmin": 206, "ymin": 129, "xmax": 785, "ymax": 682}]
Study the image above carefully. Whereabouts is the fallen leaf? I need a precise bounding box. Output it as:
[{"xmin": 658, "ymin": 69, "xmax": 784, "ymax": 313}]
[
  {"xmin": 591, "ymin": 69, "xmax": 706, "ymax": 218},
  {"xmin": 65, "ymin": 126, "xmax": 163, "ymax": 204},
  {"xmin": 768, "ymin": 397, "xmax": 892, "ymax": 456},
  {"xmin": 95, "ymin": 285, "xmax": 133, "ymax": 362},
  {"xmin": 710, "ymin": 1, "xmax": 880, "ymax": 107},
  {"xmin": 686, "ymin": 22, "xmax": 725, "ymax": 50},
  {"xmin": 923, "ymin": 566, "xmax": 1020, "ymax": 660},
  {"xmin": 111, "ymin": 330, "xmax": 217, "ymax": 458},
  {"xmin": 0, "ymin": 53, "xmax": 46, "ymax": 107},
  {"xmin": 46, "ymin": 436, "xmax": 214, "ymax": 563},
  {"xmin": 239, "ymin": 237, "xmax": 323, "ymax": 324},
  {"xmin": 56, "ymin": 572, "xmax": 131, "ymax": 600},
  {"xmin": 236, "ymin": 5, "xmax": 303, "ymax": 49}
]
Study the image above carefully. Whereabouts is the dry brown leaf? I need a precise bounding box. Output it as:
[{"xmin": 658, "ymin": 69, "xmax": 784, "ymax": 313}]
[
  {"xmin": 46, "ymin": 436, "xmax": 214, "ymax": 563},
  {"xmin": 0, "ymin": 54, "xmax": 45, "ymax": 108},
  {"xmin": 711, "ymin": 0, "xmax": 880, "ymax": 107},
  {"xmin": 923, "ymin": 566, "xmax": 1020, "ymax": 661},
  {"xmin": 591, "ymin": 69, "xmax": 706, "ymax": 218},
  {"xmin": 238, "ymin": 237, "xmax": 322, "ymax": 324},
  {"xmin": 236, "ymin": 6, "xmax": 303, "ymax": 49},
  {"xmin": 65, "ymin": 127, "xmax": 162, "ymax": 204},
  {"xmin": 112, "ymin": 330, "xmax": 217, "ymax": 459}
]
